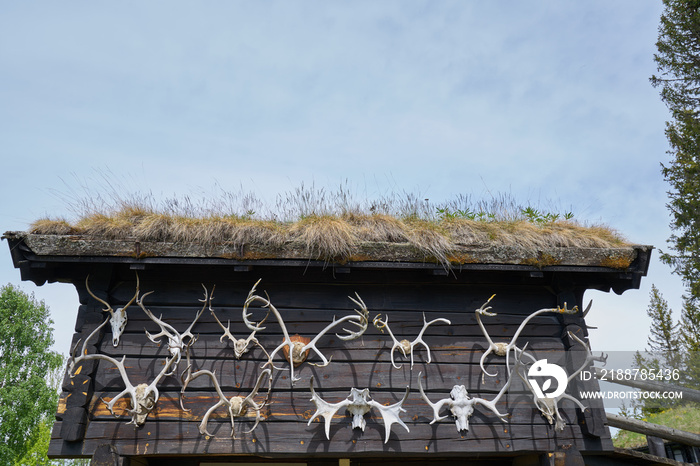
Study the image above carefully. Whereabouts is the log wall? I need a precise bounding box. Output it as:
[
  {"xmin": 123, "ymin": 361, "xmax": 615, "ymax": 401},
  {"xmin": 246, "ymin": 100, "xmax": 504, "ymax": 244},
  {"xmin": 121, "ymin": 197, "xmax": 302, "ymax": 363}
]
[{"xmin": 49, "ymin": 263, "xmax": 611, "ymax": 461}]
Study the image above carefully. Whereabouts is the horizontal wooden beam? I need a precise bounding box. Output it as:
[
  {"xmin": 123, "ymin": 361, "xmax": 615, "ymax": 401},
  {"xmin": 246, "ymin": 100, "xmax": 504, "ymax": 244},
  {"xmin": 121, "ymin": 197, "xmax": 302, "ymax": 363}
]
[{"xmin": 606, "ymin": 413, "xmax": 700, "ymax": 447}]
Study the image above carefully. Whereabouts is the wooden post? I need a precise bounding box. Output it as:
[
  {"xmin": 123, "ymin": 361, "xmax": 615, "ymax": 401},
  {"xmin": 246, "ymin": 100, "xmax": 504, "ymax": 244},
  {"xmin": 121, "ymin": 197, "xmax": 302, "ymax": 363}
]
[
  {"xmin": 90, "ymin": 444, "xmax": 122, "ymax": 466},
  {"xmin": 646, "ymin": 435, "xmax": 668, "ymax": 458}
]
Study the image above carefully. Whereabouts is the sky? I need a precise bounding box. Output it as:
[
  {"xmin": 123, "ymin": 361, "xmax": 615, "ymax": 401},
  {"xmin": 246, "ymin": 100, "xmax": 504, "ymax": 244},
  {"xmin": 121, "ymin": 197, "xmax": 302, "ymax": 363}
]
[{"xmin": 0, "ymin": 1, "xmax": 686, "ymax": 359}]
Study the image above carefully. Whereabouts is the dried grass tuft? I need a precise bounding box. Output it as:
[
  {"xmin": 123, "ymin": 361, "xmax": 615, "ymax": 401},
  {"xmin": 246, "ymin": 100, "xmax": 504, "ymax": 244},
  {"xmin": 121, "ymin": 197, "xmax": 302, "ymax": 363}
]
[
  {"xmin": 344, "ymin": 213, "xmax": 408, "ymax": 243},
  {"xmin": 30, "ymin": 218, "xmax": 79, "ymax": 235},
  {"xmin": 288, "ymin": 215, "xmax": 356, "ymax": 259},
  {"xmin": 404, "ymin": 218, "xmax": 454, "ymax": 264}
]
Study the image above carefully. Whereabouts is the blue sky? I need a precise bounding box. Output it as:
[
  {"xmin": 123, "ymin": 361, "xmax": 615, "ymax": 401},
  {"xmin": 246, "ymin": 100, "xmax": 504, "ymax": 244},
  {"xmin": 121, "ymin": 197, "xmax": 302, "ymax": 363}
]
[{"xmin": 0, "ymin": 1, "xmax": 684, "ymax": 356}]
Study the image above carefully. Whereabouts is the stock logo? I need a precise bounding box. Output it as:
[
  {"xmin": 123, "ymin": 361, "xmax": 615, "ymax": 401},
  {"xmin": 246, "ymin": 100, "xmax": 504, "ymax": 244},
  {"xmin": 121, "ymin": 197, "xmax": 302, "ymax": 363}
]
[{"xmin": 528, "ymin": 359, "xmax": 568, "ymax": 398}]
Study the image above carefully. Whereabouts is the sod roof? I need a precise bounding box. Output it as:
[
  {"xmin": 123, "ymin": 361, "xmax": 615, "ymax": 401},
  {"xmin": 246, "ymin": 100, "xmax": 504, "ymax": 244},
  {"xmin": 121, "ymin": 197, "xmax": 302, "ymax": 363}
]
[{"xmin": 4, "ymin": 211, "xmax": 651, "ymax": 269}]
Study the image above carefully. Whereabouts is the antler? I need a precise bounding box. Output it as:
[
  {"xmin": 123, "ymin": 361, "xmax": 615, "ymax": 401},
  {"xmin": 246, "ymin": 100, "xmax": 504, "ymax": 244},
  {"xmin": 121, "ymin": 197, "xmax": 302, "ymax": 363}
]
[
  {"xmin": 418, "ymin": 347, "xmax": 523, "ymax": 433},
  {"xmin": 243, "ymin": 280, "xmax": 369, "ymax": 384},
  {"xmin": 68, "ymin": 315, "xmax": 175, "ymax": 426},
  {"xmin": 211, "ymin": 293, "xmax": 270, "ymax": 360},
  {"xmin": 308, "ymin": 376, "xmax": 410, "ymax": 443},
  {"xmin": 476, "ymin": 295, "xmax": 579, "ymax": 378},
  {"xmin": 181, "ymin": 367, "xmax": 271, "ymax": 438},
  {"xmin": 85, "ymin": 273, "xmax": 139, "ymax": 346},
  {"xmin": 373, "ymin": 312, "xmax": 451, "ymax": 369},
  {"xmin": 518, "ymin": 333, "xmax": 604, "ymax": 431},
  {"xmin": 137, "ymin": 284, "xmax": 209, "ymax": 377}
]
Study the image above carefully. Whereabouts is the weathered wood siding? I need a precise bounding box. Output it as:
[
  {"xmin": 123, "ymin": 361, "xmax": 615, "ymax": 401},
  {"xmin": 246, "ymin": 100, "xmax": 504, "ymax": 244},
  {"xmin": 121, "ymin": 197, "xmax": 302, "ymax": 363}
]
[{"xmin": 49, "ymin": 264, "xmax": 610, "ymax": 460}]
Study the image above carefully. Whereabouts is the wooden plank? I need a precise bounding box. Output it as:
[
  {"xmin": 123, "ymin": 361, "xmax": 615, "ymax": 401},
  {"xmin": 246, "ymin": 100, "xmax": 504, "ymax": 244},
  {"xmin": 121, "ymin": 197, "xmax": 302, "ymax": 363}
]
[
  {"xmin": 85, "ymin": 357, "xmax": 597, "ymax": 393},
  {"xmin": 77, "ymin": 391, "xmax": 602, "ymax": 428},
  {"xmin": 101, "ymin": 310, "xmax": 574, "ymax": 338},
  {"xmin": 95, "ymin": 335, "xmax": 569, "ymax": 360},
  {"xmin": 106, "ymin": 280, "xmax": 564, "ymax": 312},
  {"xmin": 48, "ymin": 419, "xmax": 611, "ymax": 457}
]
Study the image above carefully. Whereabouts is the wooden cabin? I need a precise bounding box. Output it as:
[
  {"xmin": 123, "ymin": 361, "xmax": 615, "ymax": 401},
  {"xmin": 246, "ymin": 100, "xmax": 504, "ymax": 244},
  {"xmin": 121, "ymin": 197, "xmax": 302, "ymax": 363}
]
[{"xmin": 4, "ymin": 228, "xmax": 658, "ymax": 466}]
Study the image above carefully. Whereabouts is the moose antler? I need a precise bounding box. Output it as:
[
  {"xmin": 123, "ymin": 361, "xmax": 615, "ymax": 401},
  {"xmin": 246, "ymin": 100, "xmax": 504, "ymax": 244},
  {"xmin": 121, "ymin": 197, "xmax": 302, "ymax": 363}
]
[
  {"xmin": 242, "ymin": 279, "xmax": 369, "ymax": 384},
  {"xmin": 373, "ymin": 312, "xmax": 451, "ymax": 369},
  {"xmin": 137, "ymin": 284, "xmax": 210, "ymax": 378},
  {"xmin": 518, "ymin": 332, "xmax": 607, "ymax": 431},
  {"xmin": 476, "ymin": 295, "xmax": 581, "ymax": 378},
  {"xmin": 308, "ymin": 376, "xmax": 410, "ymax": 443},
  {"xmin": 181, "ymin": 367, "xmax": 271, "ymax": 438},
  {"xmin": 211, "ymin": 294, "xmax": 270, "ymax": 360},
  {"xmin": 68, "ymin": 316, "xmax": 176, "ymax": 426},
  {"xmin": 85, "ymin": 273, "xmax": 140, "ymax": 347}
]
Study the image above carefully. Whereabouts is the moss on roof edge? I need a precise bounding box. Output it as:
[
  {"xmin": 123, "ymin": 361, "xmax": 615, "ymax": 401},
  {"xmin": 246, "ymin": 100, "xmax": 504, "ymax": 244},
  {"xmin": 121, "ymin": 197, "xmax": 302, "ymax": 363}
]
[{"xmin": 4, "ymin": 231, "xmax": 652, "ymax": 270}]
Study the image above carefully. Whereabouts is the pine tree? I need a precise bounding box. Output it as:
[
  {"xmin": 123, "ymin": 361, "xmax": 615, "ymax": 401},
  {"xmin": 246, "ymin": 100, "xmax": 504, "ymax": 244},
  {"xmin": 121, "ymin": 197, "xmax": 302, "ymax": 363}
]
[
  {"xmin": 651, "ymin": 0, "xmax": 700, "ymax": 395},
  {"xmin": 646, "ymin": 285, "xmax": 680, "ymax": 357},
  {"xmin": 651, "ymin": 0, "xmax": 700, "ymax": 306}
]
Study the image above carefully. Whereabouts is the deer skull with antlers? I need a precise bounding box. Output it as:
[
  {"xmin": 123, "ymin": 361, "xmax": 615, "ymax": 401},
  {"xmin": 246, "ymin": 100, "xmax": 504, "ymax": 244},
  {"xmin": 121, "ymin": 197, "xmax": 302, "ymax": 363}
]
[
  {"xmin": 211, "ymin": 290, "xmax": 270, "ymax": 359},
  {"xmin": 180, "ymin": 367, "xmax": 271, "ymax": 438},
  {"xmin": 242, "ymin": 279, "xmax": 369, "ymax": 384},
  {"xmin": 518, "ymin": 331, "xmax": 607, "ymax": 431},
  {"xmin": 85, "ymin": 274, "xmax": 139, "ymax": 347},
  {"xmin": 137, "ymin": 284, "xmax": 210, "ymax": 379},
  {"xmin": 68, "ymin": 317, "xmax": 176, "ymax": 426},
  {"xmin": 308, "ymin": 376, "xmax": 410, "ymax": 443},
  {"xmin": 418, "ymin": 348, "xmax": 523, "ymax": 434},
  {"xmin": 475, "ymin": 294, "xmax": 583, "ymax": 379}
]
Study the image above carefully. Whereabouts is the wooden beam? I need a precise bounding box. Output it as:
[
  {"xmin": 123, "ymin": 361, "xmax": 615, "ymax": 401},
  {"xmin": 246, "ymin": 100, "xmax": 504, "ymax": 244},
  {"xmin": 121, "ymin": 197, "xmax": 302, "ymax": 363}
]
[{"xmin": 606, "ymin": 413, "xmax": 700, "ymax": 447}]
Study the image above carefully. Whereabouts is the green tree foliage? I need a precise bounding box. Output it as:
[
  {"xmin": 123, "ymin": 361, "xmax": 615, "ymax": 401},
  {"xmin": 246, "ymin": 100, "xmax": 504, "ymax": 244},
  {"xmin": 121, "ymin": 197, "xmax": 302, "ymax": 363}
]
[
  {"xmin": 646, "ymin": 0, "xmax": 700, "ymax": 411},
  {"xmin": 0, "ymin": 284, "xmax": 63, "ymax": 464},
  {"xmin": 651, "ymin": 0, "xmax": 700, "ymax": 304},
  {"xmin": 646, "ymin": 285, "xmax": 680, "ymax": 358},
  {"xmin": 633, "ymin": 285, "xmax": 699, "ymax": 417}
]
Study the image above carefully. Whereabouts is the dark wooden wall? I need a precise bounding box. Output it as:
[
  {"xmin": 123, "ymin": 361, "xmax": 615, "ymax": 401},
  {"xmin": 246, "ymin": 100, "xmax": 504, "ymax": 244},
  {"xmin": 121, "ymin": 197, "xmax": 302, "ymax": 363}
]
[{"xmin": 50, "ymin": 263, "xmax": 610, "ymax": 461}]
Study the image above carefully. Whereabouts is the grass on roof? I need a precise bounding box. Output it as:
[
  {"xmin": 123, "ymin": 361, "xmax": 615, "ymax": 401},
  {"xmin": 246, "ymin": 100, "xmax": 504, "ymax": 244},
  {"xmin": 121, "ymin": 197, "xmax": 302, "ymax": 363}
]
[{"xmin": 27, "ymin": 185, "xmax": 629, "ymax": 264}]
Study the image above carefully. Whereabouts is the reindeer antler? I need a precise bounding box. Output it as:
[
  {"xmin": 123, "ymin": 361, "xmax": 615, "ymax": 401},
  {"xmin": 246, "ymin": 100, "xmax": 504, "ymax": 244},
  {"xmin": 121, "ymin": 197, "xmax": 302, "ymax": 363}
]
[
  {"xmin": 518, "ymin": 333, "xmax": 605, "ymax": 431},
  {"xmin": 373, "ymin": 312, "xmax": 451, "ymax": 369},
  {"xmin": 85, "ymin": 273, "xmax": 139, "ymax": 347},
  {"xmin": 476, "ymin": 295, "xmax": 579, "ymax": 379},
  {"xmin": 243, "ymin": 280, "xmax": 369, "ymax": 384},
  {"xmin": 137, "ymin": 284, "xmax": 209, "ymax": 378},
  {"xmin": 68, "ymin": 314, "xmax": 175, "ymax": 426},
  {"xmin": 211, "ymin": 290, "xmax": 270, "ymax": 360},
  {"xmin": 181, "ymin": 367, "xmax": 271, "ymax": 438}
]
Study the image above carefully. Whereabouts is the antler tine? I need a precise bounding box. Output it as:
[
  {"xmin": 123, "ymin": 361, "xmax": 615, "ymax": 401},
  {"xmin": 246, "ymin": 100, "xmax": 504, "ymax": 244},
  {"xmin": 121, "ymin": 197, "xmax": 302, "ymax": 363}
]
[
  {"xmin": 479, "ymin": 348, "xmax": 498, "ymax": 378},
  {"xmin": 411, "ymin": 313, "xmax": 451, "ymax": 367},
  {"xmin": 183, "ymin": 369, "xmax": 229, "ymax": 437},
  {"xmin": 241, "ymin": 368, "xmax": 272, "ymax": 434},
  {"xmin": 69, "ymin": 317, "xmax": 111, "ymax": 375},
  {"xmin": 243, "ymin": 292, "xmax": 271, "ymax": 332},
  {"xmin": 122, "ymin": 271, "xmax": 140, "ymax": 310},
  {"xmin": 476, "ymin": 294, "xmax": 497, "ymax": 316},
  {"xmin": 566, "ymin": 330, "xmax": 607, "ymax": 382},
  {"xmin": 182, "ymin": 284, "xmax": 211, "ymax": 339},
  {"xmin": 179, "ymin": 364, "xmax": 195, "ymax": 411},
  {"xmin": 85, "ymin": 275, "xmax": 113, "ymax": 313},
  {"xmin": 373, "ymin": 314, "xmax": 406, "ymax": 369},
  {"xmin": 137, "ymin": 290, "xmax": 166, "ymax": 344},
  {"xmin": 337, "ymin": 294, "xmax": 369, "ymax": 341},
  {"xmin": 417, "ymin": 371, "xmax": 450, "ymax": 424}
]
